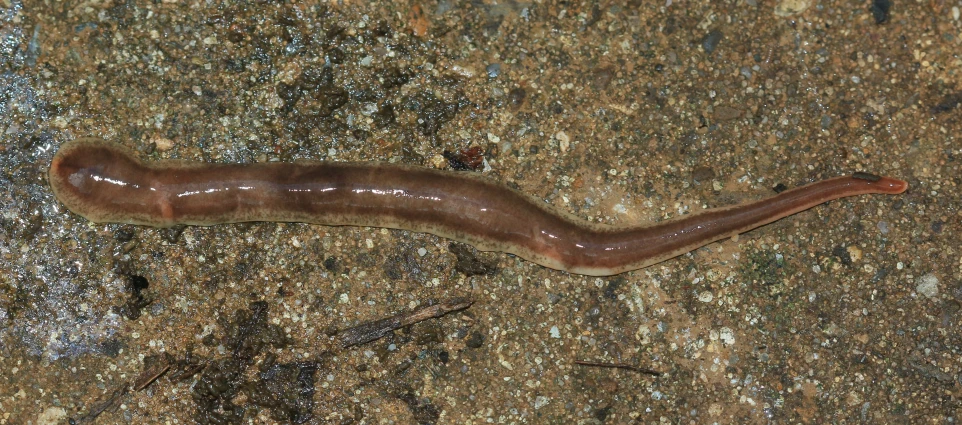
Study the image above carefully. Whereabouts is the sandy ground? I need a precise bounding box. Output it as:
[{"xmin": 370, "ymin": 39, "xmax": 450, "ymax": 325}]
[{"xmin": 1, "ymin": 0, "xmax": 959, "ymax": 423}]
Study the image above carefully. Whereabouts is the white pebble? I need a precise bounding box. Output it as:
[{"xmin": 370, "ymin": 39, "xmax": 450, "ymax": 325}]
[
  {"xmin": 534, "ymin": 395, "xmax": 550, "ymax": 409},
  {"xmin": 36, "ymin": 407, "xmax": 66, "ymax": 425},
  {"xmin": 774, "ymin": 0, "xmax": 811, "ymax": 17},
  {"xmin": 916, "ymin": 273, "xmax": 939, "ymax": 298},
  {"xmin": 719, "ymin": 327, "xmax": 735, "ymax": 345},
  {"xmin": 555, "ymin": 131, "xmax": 570, "ymax": 153}
]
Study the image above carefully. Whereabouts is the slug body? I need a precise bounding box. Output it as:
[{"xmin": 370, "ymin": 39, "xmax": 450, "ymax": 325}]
[{"xmin": 49, "ymin": 138, "xmax": 908, "ymax": 276}]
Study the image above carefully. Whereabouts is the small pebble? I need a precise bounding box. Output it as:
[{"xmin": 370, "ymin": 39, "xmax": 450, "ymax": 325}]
[
  {"xmin": 508, "ymin": 87, "xmax": 526, "ymax": 107},
  {"xmin": 151, "ymin": 136, "xmax": 175, "ymax": 151},
  {"xmin": 534, "ymin": 396, "xmax": 550, "ymax": 409},
  {"xmin": 870, "ymin": 0, "xmax": 891, "ymax": 24},
  {"xmin": 774, "ymin": 0, "xmax": 812, "ymax": 17},
  {"xmin": 555, "ymin": 131, "xmax": 570, "ymax": 153},
  {"xmin": 916, "ymin": 273, "xmax": 939, "ymax": 298},
  {"xmin": 486, "ymin": 63, "xmax": 501, "ymax": 78},
  {"xmin": 820, "ymin": 115, "xmax": 833, "ymax": 129},
  {"xmin": 719, "ymin": 327, "xmax": 735, "ymax": 345},
  {"xmin": 37, "ymin": 407, "xmax": 67, "ymax": 425},
  {"xmin": 701, "ymin": 29, "xmax": 723, "ymax": 54},
  {"xmin": 877, "ymin": 220, "xmax": 890, "ymax": 234},
  {"xmin": 697, "ymin": 292, "xmax": 714, "ymax": 303}
]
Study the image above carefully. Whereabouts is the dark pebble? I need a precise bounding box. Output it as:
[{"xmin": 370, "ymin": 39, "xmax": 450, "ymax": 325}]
[
  {"xmin": 508, "ymin": 87, "xmax": 526, "ymax": 107},
  {"xmin": 832, "ymin": 245, "xmax": 853, "ymax": 266},
  {"xmin": 98, "ymin": 338, "xmax": 124, "ymax": 357},
  {"xmin": 604, "ymin": 277, "xmax": 623, "ymax": 300},
  {"xmin": 702, "ymin": 29, "xmax": 724, "ymax": 54},
  {"xmin": 871, "ymin": 0, "xmax": 891, "ymax": 24},
  {"xmin": 323, "ymin": 257, "xmax": 338, "ymax": 272},
  {"xmin": 113, "ymin": 228, "xmax": 135, "ymax": 242},
  {"xmin": 465, "ymin": 331, "xmax": 484, "ymax": 348},
  {"xmin": 486, "ymin": 63, "xmax": 501, "ymax": 78}
]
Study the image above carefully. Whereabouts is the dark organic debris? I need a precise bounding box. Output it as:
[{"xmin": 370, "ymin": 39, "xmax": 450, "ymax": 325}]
[
  {"xmin": 574, "ymin": 360, "xmax": 663, "ymax": 376},
  {"xmin": 383, "ymin": 251, "xmax": 422, "ymax": 281},
  {"xmin": 413, "ymin": 92, "xmax": 462, "ymax": 136},
  {"xmin": 114, "ymin": 273, "xmax": 152, "ymax": 320},
  {"xmin": 250, "ymin": 361, "xmax": 320, "ymax": 424},
  {"xmin": 97, "ymin": 338, "xmax": 124, "ymax": 358},
  {"xmin": 134, "ymin": 353, "xmax": 174, "ymax": 391},
  {"xmin": 832, "ymin": 245, "xmax": 854, "ymax": 266},
  {"xmin": 168, "ymin": 350, "xmax": 207, "ymax": 382},
  {"xmin": 394, "ymin": 385, "xmax": 441, "ymax": 425},
  {"xmin": 71, "ymin": 384, "xmax": 130, "ymax": 424},
  {"xmin": 465, "ymin": 330, "xmax": 484, "ymax": 348},
  {"xmin": 870, "ymin": 0, "xmax": 892, "ymax": 24},
  {"xmin": 442, "ymin": 146, "xmax": 485, "ymax": 171},
  {"xmin": 192, "ymin": 301, "xmax": 293, "ymax": 424},
  {"xmin": 323, "ymin": 256, "xmax": 339, "ymax": 272},
  {"xmin": 448, "ymin": 242, "xmax": 499, "ymax": 276},
  {"xmin": 337, "ymin": 298, "xmax": 473, "ymax": 348},
  {"xmin": 159, "ymin": 225, "xmax": 186, "ymax": 243},
  {"xmin": 373, "ymin": 100, "xmax": 397, "ymax": 128},
  {"xmin": 113, "ymin": 228, "xmax": 135, "ymax": 242},
  {"xmin": 381, "ymin": 66, "xmax": 411, "ymax": 89},
  {"xmin": 931, "ymin": 91, "xmax": 962, "ymax": 114}
]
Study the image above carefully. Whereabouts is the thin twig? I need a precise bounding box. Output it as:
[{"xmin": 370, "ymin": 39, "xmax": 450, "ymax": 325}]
[
  {"xmin": 72, "ymin": 384, "xmax": 130, "ymax": 424},
  {"xmin": 133, "ymin": 353, "xmax": 174, "ymax": 391},
  {"xmin": 338, "ymin": 298, "xmax": 473, "ymax": 348},
  {"xmin": 574, "ymin": 360, "xmax": 663, "ymax": 376}
]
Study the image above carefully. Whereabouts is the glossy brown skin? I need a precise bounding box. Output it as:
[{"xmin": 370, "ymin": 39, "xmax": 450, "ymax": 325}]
[{"xmin": 49, "ymin": 138, "xmax": 909, "ymax": 276}]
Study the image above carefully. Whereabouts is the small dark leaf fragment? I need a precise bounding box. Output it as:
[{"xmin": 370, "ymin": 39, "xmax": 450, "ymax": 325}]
[{"xmin": 448, "ymin": 242, "xmax": 498, "ymax": 276}]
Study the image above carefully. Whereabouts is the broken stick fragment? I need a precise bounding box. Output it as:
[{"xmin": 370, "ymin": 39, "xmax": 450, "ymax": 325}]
[
  {"xmin": 338, "ymin": 298, "xmax": 473, "ymax": 348},
  {"xmin": 574, "ymin": 360, "xmax": 663, "ymax": 376}
]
